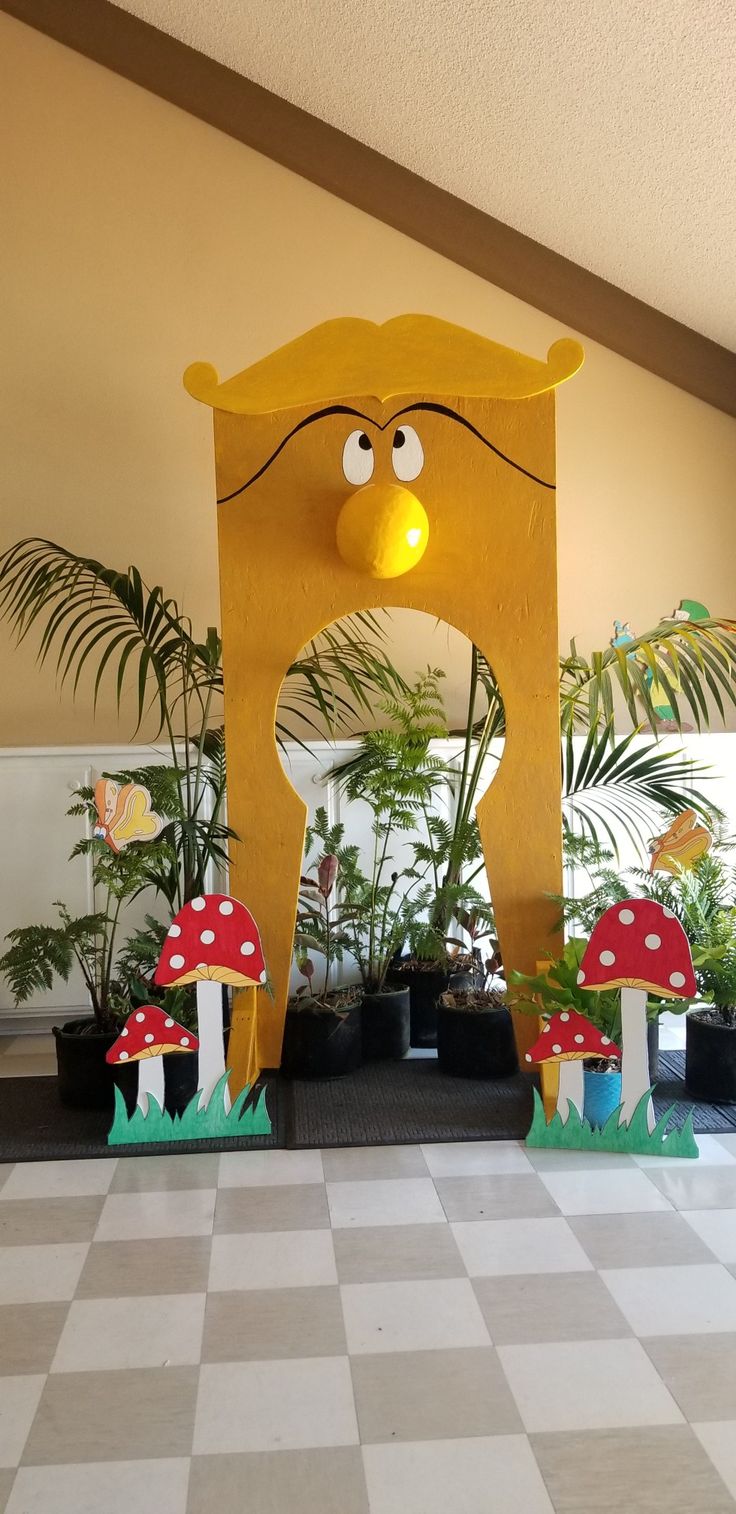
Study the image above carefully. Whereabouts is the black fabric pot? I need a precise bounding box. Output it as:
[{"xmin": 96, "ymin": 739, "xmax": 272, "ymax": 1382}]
[
  {"xmin": 686, "ymin": 1010, "xmax": 736, "ymax": 1103},
  {"xmin": 53, "ymin": 1018, "xmax": 119, "ymax": 1110},
  {"xmin": 437, "ymin": 1004, "xmax": 519, "ymax": 1079},
  {"xmin": 397, "ymin": 963, "xmax": 479, "ymax": 1047},
  {"xmin": 361, "ymin": 987, "xmax": 410, "ymax": 1061},
  {"xmin": 281, "ymin": 997, "xmax": 363, "ymax": 1079},
  {"xmin": 113, "ymin": 1048, "xmax": 200, "ymax": 1117},
  {"xmin": 647, "ymin": 1017, "xmax": 659, "ymax": 1082}
]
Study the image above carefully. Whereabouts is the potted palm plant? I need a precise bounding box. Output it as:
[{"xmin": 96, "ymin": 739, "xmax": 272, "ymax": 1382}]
[{"xmin": 437, "ymin": 948, "xmax": 519, "ymax": 1078}]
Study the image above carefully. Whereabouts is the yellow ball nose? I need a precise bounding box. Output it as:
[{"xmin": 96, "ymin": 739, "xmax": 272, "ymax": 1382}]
[{"xmin": 336, "ymin": 483, "xmax": 430, "ymax": 579}]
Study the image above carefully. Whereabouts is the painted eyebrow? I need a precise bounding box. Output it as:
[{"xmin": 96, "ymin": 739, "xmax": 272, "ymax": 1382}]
[{"xmin": 216, "ymin": 400, "xmax": 554, "ymax": 502}]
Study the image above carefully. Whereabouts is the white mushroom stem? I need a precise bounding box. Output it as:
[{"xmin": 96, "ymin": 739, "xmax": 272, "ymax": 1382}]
[
  {"xmin": 137, "ymin": 1056, "xmax": 164, "ymax": 1116},
  {"xmin": 620, "ymin": 986, "xmax": 655, "ymax": 1132},
  {"xmin": 556, "ymin": 1060, "xmax": 584, "ymax": 1123},
  {"xmin": 196, "ymin": 979, "xmax": 231, "ymax": 1112}
]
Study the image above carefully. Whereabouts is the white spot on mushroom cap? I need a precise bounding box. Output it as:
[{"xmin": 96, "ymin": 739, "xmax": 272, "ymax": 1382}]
[
  {"xmin": 601, "ymin": 1036, "xmax": 611, "ymax": 1045},
  {"xmin": 241, "ymin": 941, "xmax": 255, "ymax": 956},
  {"xmin": 260, "ymin": 970, "xmax": 267, "ymax": 983},
  {"xmin": 560, "ymin": 1012, "xmax": 570, "ymax": 1022},
  {"xmin": 135, "ymin": 1011, "xmax": 146, "ymax": 1022},
  {"xmin": 525, "ymin": 1053, "xmax": 532, "ymax": 1062},
  {"xmin": 144, "ymin": 1033, "xmax": 154, "ymax": 1044},
  {"xmin": 169, "ymin": 954, "xmax": 185, "ymax": 970},
  {"xmin": 191, "ymin": 897, "xmax": 206, "ymax": 912},
  {"xmin": 543, "ymin": 1024, "xmax": 551, "ymax": 1033},
  {"xmin": 577, "ymin": 970, "xmax": 585, "ymax": 984},
  {"xmin": 619, "ymin": 908, "xmax": 635, "ymax": 925},
  {"xmin": 551, "ymin": 1043, "xmax": 562, "ymax": 1054},
  {"xmin": 164, "ymin": 1018, "xmax": 174, "ymax": 1028},
  {"xmin": 200, "ymin": 930, "xmax": 215, "ymax": 945},
  {"xmin": 663, "ymin": 908, "xmax": 676, "ymax": 919},
  {"xmin": 219, "ymin": 900, "xmax": 234, "ymax": 915},
  {"xmin": 168, "ymin": 923, "xmax": 181, "ymax": 938},
  {"xmin": 119, "ymin": 1050, "xmax": 129, "ymax": 1060},
  {"xmin": 670, "ymin": 971, "xmax": 686, "ymax": 988},
  {"xmin": 574, "ymin": 1034, "xmax": 585, "ymax": 1044},
  {"xmin": 196, "ymin": 963, "xmax": 207, "ymax": 971},
  {"xmin": 181, "ymin": 1036, "xmax": 190, "ymax": 1046},
  {"xmin": 121, "ymin": 1027, "xmax": 128, "ymax": 1037},
  {"xmin": 599, "ymin": 950, "xmax": 616, "ymax": 966},
  {"xmin": 645, "ymin": 934, "xmax": 661, "ymax": 950}
]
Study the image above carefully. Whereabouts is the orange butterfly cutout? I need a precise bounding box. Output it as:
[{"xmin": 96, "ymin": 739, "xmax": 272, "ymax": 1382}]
[
  {"xmin": 93, "ymin": 779, "xmax": 164, "ymax": 854},
  {"xmin": 648, "ymin": 809, "xmax": 712, "ymax": 875}
]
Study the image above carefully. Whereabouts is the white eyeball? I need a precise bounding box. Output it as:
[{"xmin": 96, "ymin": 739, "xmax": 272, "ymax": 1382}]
[
  {"xmin": 392, "ymin": 425, "xmax": 424, "ymax": 483},
  {"xmin": 342, "ymin": 429, "xmax": 374, "ymax": 485}
]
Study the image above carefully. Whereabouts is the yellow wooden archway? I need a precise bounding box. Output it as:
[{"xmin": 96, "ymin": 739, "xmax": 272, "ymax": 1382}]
[{"xmin": 185, "ymin": 315, "xmax": 584, "ymax": 1088}]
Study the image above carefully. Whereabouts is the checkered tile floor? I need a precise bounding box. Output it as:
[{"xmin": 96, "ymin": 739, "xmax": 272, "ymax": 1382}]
[{"xmin": 2, "ymin": 1139, "xmax": 736, "ymax": 1512}]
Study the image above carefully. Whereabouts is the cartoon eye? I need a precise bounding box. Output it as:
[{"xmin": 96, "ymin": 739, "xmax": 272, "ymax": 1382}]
[
  {"xmin": 392, "ymin": 425, "xmax": 424, "ymax": 483},
  {"xmin": 342, "ymin": 430, "xmax": 374, "ymax": 486}
]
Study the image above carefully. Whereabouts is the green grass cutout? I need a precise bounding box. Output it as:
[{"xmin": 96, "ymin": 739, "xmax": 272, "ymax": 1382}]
[
  {"xmin": 108, "ymin": 1072, "xmax": 272, "ymax": 1146},
  {"xmin": 526, "ymin": 1088, "xmax": 698, "ymax": 1158}
]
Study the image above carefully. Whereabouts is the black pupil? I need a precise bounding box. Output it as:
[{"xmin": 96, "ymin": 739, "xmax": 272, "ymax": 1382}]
[
  {"xmin": 393, "ymin": 429, "xmax": 406, "ymax": 448},
  {"xmin": 358, "ymin": 433, "xmax": 372, "ymax": 451}
]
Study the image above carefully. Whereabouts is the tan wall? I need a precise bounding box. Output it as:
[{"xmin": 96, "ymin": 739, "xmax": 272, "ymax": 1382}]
[{"xmin": 2, "ymin": 13, "xmax": 735, "ymax": 744}]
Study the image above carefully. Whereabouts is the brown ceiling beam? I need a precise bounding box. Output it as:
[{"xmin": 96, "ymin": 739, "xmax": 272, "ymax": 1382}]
[{"xmin": 3, "ymin": 0, "xmax": 735, "ymax": 417}]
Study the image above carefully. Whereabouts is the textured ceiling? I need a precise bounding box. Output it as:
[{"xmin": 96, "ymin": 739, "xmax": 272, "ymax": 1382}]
[{"xmin": 113, "ymin": 0, "xmax": 736, "ymax": 349}]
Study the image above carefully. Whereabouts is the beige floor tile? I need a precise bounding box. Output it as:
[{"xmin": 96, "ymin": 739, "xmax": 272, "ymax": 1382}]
[
  {"xmin": 644, "ymin": 1334, "xmax": 736, "ymax": 1421},
  {"xmin": 0, "ymin": 1377, "xmax": 45, "ymax": 1468},
  {"xmin": 111, "ymin": 1154, "xmax": 220, "ymax": 1192},
  {"xmin": 681, "ymin": 1208, "xmax": 736, "ymax": 1262},
  {"xmin": 341, "ymin": 1278, "xmax": 489, "ymax": 1355},
  {"xmin": 22, "ymin": 1367, "xmax": 199, "ymax": 1464},
  {"xmin": 498, "ymin": 1339, "xmax": 682, "ymax": 1432},
  {"xmin": 0, "ymin": 1169, "xmax": 13, "ymax": 1194},
  {"xmin": 203, "ymin": 1285, "xmax": 346, "ymax": 1361},
  {"xmin": 693, "ymin": 1421, "xmax": 736, "ymax": 1500},
  {"xmin": 193, "ymin": 1357, "xmax": 358, "ymax": 1454},
  {"xmin": 208, "ymin": 1230, "xmax": 337, "ymax": 1291},
  {"xmin": 51, "ymin": 1293, "xmax": 206, "ymax": 1372},
  {"xmin": 525, "ymin": 1147, "xmax": 635, "ymax": 1171},
  {"xmin": 218, "ymin": 1150, "xmax": 324, "ymax": 1187},
  {"xmin": 568, "ymin": 1210, "xmax": 716, "ymax": 1269},
  {"xmin": 0, "ymin": 1304, "xmax": 68, "ymax": 1374},
  {"xmin": 532, "ymin": 1424, "xmax": 736, "ymax": 1512},
  {"xmin": 0, "ymin": 1056, "xmax": 56, "ymax": 1078},
  {"xmin": 601, "ymin": 1263, "xmax": 736, "ymax": 1336},
  {"xmin": 95, "ymin": 1188, "xmax": 216, "ymax": 1241},
  {"xmin": 538, "ymin": 1167, "xmax": 672, "ymax": 1215},
  {"xmin": 362, "ymin": 1436, "xmax": 555, "ymax": 1514},
  {"xmin": 0, "ymin": 1244, "xmax": 89, "ymax": 1305},
  {"xmin": 321, "ymin": 1146, "xmax": 428, "ymax": 1182},
  {"xmin": 333, "ymin": 1224, "xmax": 466, "ymax": 1283},
  {"xmin": 473, "ymin": 1270, "xmax": 631, "ymax": 1345},
  {"xmin": 421, "ymin": 1141, "xmax": 533, "ymax": 1177},
  {"xmin": 327, "ymin": 1178, "xmax": 445, "ymax": 1228},
  {"xmin": 6, "ymin": 1458, "xmax": 191, "ymax": 1514},
  {"xmin": 352, "ymin": 1346, "xmax": 522, "ymax": 1442},
  {"xmin": 0, "ymin": 1198, "xmax": 103, "ymax": 1247},
  {"xmin": 434, "ymin": 1173, "xmax": 559, "ymax": 1221},
  {"xmin": 0, "ymin": 1470, "xmax": 14, "ymax": 1512},
  {"xmin": 213, "ymin": 1184, "xmax": 329, "ymax": 1233},
  {"xmin": 186, "ymin": 1448, "xmax": 369, "ymax": 1514},
  {"xmin": 1, "ymin": 1160, "xmax": 116, "ymax": 1201},
  {"xmin": 451, "ymin": 1217, "xmax": 593, "ymax": 1278},
  {"xmin": 76, "ymin": 1236, "xmax": 212, "ymax": 1297},
  {"xmin": 646, "ymin": 1167, "xmax": 736, "ymax": 1210}
]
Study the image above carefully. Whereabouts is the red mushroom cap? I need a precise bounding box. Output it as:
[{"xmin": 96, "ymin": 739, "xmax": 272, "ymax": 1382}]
[
  {"xmin": 106, "ymin": 1005, "xmax": 199, "ymax": 1064},
  {"xmin": 578, "ymin": 899, "xmax": 696, "ymax": 998},
  {"xmin": 154, "ymin": 894, "xmax": 267, "ymax": 989},
  {"xmin": 524, "ymin": 1009, "xmax": 621, "ymax": 1065}
]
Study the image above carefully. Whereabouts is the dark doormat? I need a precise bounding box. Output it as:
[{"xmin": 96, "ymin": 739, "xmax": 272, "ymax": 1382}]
[
  {"xmin": 0, "ymin": 1075, "xmax": 282, "ymax": 1162},
  {"xmin": 285, "ymin": 1058, "xmax": 537, "ymax": 1148},
  {"xmin": 654, "ymin": 1050, "xmax": 736, "ymax": 1133}
]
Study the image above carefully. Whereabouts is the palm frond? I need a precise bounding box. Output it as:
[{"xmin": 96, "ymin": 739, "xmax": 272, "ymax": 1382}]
[{"xmin": 560, "ymin": 618, "xmax": 736, "ymax": 736}]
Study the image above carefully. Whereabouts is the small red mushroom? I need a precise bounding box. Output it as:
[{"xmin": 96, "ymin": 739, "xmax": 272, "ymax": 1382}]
[
  {"xmin": 578, "ymin": 899, "xmax": 695, "ymax": 1130},
  {"xmin": 154, "ymin": 894, "xmax": 266, "ymax": 1109},
  {"xmin": 107, "ymin": 1005, "xmax": 198, "ymax": 1114},
  {"xmin": 525, "ymin": 1009, "xmax": 620, "ymax": 1122}
]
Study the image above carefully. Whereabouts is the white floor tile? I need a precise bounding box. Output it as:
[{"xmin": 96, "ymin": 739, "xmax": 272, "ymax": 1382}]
[
  {"xmin": 421, "ymin": 1142, "xmax": 533, "ymax": 1177},
  {"xmin": 0, "ymin": 1243, "xmax": 89, "ymax": 1304},
  {"xmin": 601, "ymin": 1263, "xmax": 736, "ymax": 1335},
  {"xmin": 1, "ymin": 1159, "xmax": 117, "ymax": 1200},
  {"xmin": 538, "ymin": 1167, "xmax": 672, "ymax": 1215},
  {"xmin": 632, "ymin": 1135, "xmax": 736, "ymax": 1168},
  {"xmin": 208, "ymin": 1229, "xmax": 337, "ymax": 1290},
  {"xmin": 451, "ymin": 1217, "xmax": 593, "ymax": 1277},
  {"xmin": 0, "ymin": 1375, "xmax": 45, "ymax": 1467},
  {"xmin": 362, "ymin": 1435, "xmax": 554, "ymax": 1514},
  {"xmin": 679, "ymin": 1209, "xmax": 736, "ymax": 1262},
  {"xmin": 51, "ymin": 1293, "xmax": 206, "ymax": 1371},
  {"xmin": 693, "ymin": 1421, "xmax": 736, "ymax": 1500},
  {"xmin": 95, "ymin": 1188, "xmax": 216, "ymax": 1241},
  {"xmin": 341, "ymin": 1278, "xmax": 490, "ymax": 1354},
  {"xmin": 714, "ymin": 1135, "xmax": 736, "ymax": 1155},
  {"xmin": 6, "ymin": 1458, "xmax": 191, "ymax": 1513},
  {"xmin": 217, "ymin": 1149, "xmax": 324, "ymax": 1187},
  {"xmin": 193, "ymin": 1357, "xmax": 359, "ymax": 1453},
  {"xmin": 498, "ymin": 1339, "xmax": 683, "ymax": 1432},
  {"xmin": 327, "ymin": 1178, "xmax": 445, "ymax": 1228}
]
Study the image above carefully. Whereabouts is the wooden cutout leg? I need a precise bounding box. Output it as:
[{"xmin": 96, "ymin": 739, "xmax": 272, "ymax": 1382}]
[{"xmin": 227, "ymin": 985, "xmax": 258, "ymax": 1097}]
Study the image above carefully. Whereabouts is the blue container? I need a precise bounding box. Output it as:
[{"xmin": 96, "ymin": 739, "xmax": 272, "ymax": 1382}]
[{"xmin": 583, "ymin": 1068, "xmax": 622, "ymax": 1128}]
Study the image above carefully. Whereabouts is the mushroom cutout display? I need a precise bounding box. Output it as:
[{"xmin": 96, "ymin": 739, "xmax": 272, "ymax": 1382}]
[
  {"xmin": 154, "ymin": 894, "xmax": 266, "ymax": 1110},
  {"xmin": 578, "ymin": 899, "xmax": 695, "ymax": 1131},
  {"xmin": 524, "ymin": 1010, "xmax": 620, "ymax": 1123},
  {"xmin": 107, "ymin": 1006, "xmax": 198, "ymax": 1115}
]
